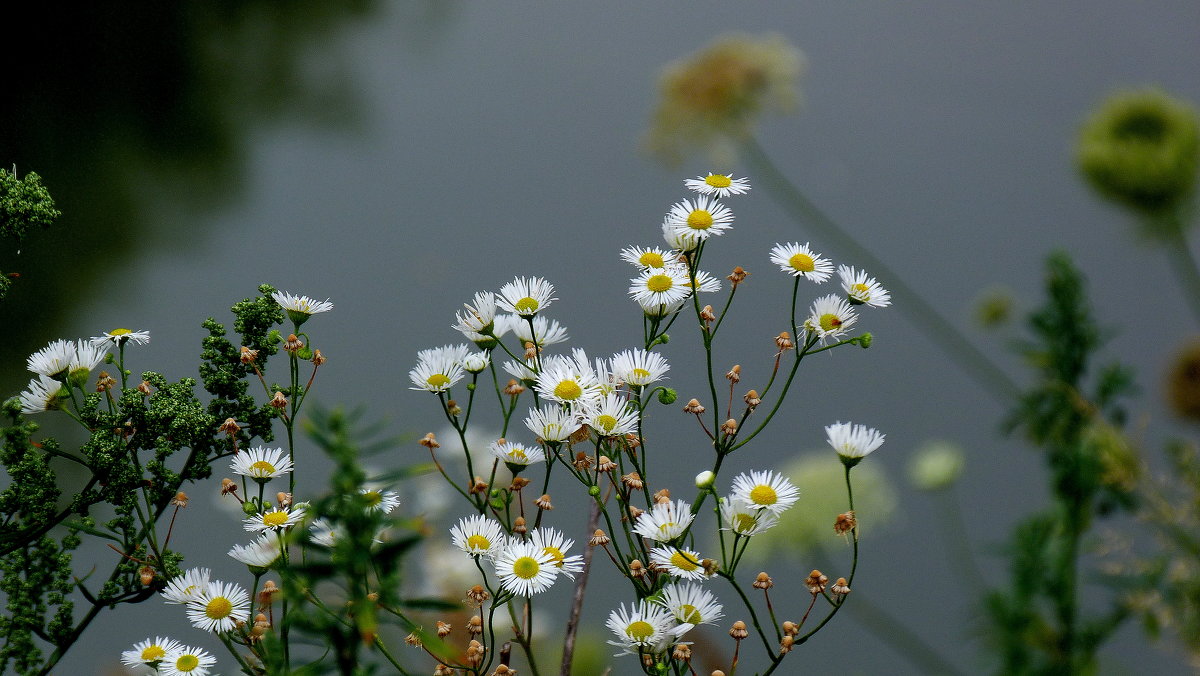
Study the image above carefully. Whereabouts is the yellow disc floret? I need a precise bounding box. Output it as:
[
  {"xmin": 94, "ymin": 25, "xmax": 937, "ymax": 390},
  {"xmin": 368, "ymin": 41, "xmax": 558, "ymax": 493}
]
[
  {"xmin": 554, "ymin": 380, "xmax": 583, "ymax": 400},
  {"xmin": 512, "ymin": 556, "xmax": 541, "ymax": 580},
  {"xmin": 625, "ymin": 620, "xmax": 655, "ymax": 642},
  {"xmin": 705, "ymin": 174, "xmax": 733, "ymax": 188},
  {"xmin": 206, "ymin": 596, "xmax": 233, "ymax": 620},
  {"xmin": 789, "ymin": 253, "xmax": 815, "ymax": 272},
  {"xmin": 748, "ymin": 484, "xmax": 778, "ymax": 505},
  {"xmin": 646, "ymin": 275, "xmax": 674, "ymax": 293},
  {"xmin": 639, "ymin": 252, "xmax": 665, "ymax": 268},
  {"xmin": 687, "ymin": 209, "xmax": 714, "ymax": 230},
  {"xmin": 514, "ymin": 297, "xmax": 540, "ymax": 314}
]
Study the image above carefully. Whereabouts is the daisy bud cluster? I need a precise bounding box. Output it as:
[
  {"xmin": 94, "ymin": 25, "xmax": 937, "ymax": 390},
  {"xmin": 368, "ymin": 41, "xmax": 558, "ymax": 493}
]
[{"xmin": 406, "ymin": 173, "xmax": 889, "ymax": 673}]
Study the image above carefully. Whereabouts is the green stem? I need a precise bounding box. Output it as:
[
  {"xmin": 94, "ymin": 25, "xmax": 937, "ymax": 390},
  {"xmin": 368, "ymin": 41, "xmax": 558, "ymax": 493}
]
[{"xmin": 1163, "ymin": 225, "xmax": 1200, "ymax": 324}]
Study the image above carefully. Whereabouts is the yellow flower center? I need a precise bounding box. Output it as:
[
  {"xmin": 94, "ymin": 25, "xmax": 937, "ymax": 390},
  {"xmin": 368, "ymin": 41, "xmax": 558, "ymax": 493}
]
[
  {"xmin": 705, "ymin": 175, "xmax": 733, "ymax": 188},
  {"xmin": 250, "ymin": 460, "xmax": 277, "ymax": 475},
  {"xmin": 639, "ymin": 252, "xmax": 665, "ymax": 267},
  {"xmin": 176, "ymin": 654, "xmax": 200, "ymax": 672},
  {"xmin": 263, "ymin": 511, "xmax": 290, "ymax": 528},
  {"xmin": 748, "ymin": 485, "xmax": 778, "ymax": 505},
  {"xmin": 733, "ymin": 513, "xmax": 758, "ymax": 533},
  {"xmin": 427, "ymin": 373, "xmax": 450, "ymax": 388},
  {"xmin": 554, "ymin": 380, "xmax": 583, "ymax": 400},
  {"xmin": 512, "ymin": 556, "xmax": 541, "ymax": 580},
  {"xmin": 669, "ymin": 550, "xmax": 700, "ymax": 571},
  {"xmin": 852, "ymin": 283, "xmax": 870, "ymax": 295},
  {"xmin": 819, "ymin": 314, "xmax": 843, "ymax": 332},
  {"xmin": 542, "ymin": 546, "xmax": 566, "ymax": 567},
  {"xmin": 646, "ymin": 274, "xmax": 674, "ymax": 293},
  {"xmin": 508, "ymin": 448, "xmax": 529, "ymax": 462},
  {"xmin": 466, "ymin": 534, "xmax": 492, "ymax": 551},
  {"xmin": 679, "ymin": 603, "xmax": 702, "ymax": 624},
  {"xmin": 789, "ymin": 253, "xmax": 815, "ymax": 272},
  {"xmin": 596, "ymin": 414, "xmax": 618, "ymax": 432},
  {"xmin": 687, "ymin": 209, "xmax": 714, "ymax": 230},
  {"xmin": 631, "ymin": 367, "xmax": 651, "ymax": 381},
  {"xmin": 110, "ymin": 328, "xmax": 132, "ymax": 336},
  {"xmin": 206, "ymin": 596, "xmax": 233, "ymax": 620},
  {"xmin": 364, "ymin": 491, "xmax": 382, "ymax": 506},
  {"xmin": 141, "ymin": 645, "xmax": 166, "ymax": 661},
  {"xmin": 626, "ymin": 620, "xmax": 655, "ymax": 642},
  {"xmin": 514, "ymin": 297, "xmax": 540, "ymax": 314},
  {"xmin": 656, "ymin": 521, "xmax": 678, "ymax": 535}
]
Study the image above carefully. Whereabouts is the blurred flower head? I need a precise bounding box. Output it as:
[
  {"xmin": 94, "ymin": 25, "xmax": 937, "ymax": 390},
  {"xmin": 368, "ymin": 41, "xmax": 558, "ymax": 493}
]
[
  {"xmin": 1167, "ymin": 337, "xmax": 1200, "ymax": 423},
  {"xmin": 906, "ymin": 440, "xmax": 965, "ymax": 491},
  {"xmin": 1077, "ymin": 88, "xmax": 1199, "ymax": 226},
  {"xmin": 646, "ymin": 33, "xmax": 805, "ymax": 166}
]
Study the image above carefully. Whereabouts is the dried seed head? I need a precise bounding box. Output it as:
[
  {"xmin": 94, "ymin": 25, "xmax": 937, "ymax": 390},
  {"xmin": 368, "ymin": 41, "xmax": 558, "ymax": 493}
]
[
  {"xmin": 139, "ymin": 566, "xmax": 155, "ymax": 586},
  {"xmin": 311, "ymin": 349, "xmax": 326, "ymax": 366},
  {"xmin": 469, "ymin": 477, "xmax": 489, "ymax": 495},
  {"xmin": 743, "ymin": 390, "xmax": 761, "ymax": 408},
  {"xmin": 509, "ymin": 476, "xmax": 531, "ymax": 491},
  {"xmin": 702, "ymin": 559, "xmax": 720, "ymax": 576},
  {"xmin": 524, "ymin": 341, "xmax": 538, "ymax": 360},
  {"xmin": 729, "ymin": 620, "xmax": 749, "ymax": 640},
  {"xmin": 467, "ymin": 615, "xmax": 484, "ymax": 635},
  {"xmin": 573, "ymin": 451, "xmax": 594, "ymax": 470},
  {"xmin": 596, "ymin": 455, "xmax": 617, "ymax": 472},
  {"xmin": 259, "ymin": 580, "xmax": 279, "ymax": 608},
  {"xmin": 504, "ymin": 378, "xmax": 526, "ymax": 396},
  {"xmin": 240, "ymin": 346, "xmax": 258, "ymax": 364},
  {"xmin": 419, "ymin": 432, "xmax": 440, "ymax": 449},
  {"xmin": 700, "ymin": 304, "xmax": 716, "ymax": 323},
  {"xmin": 435, "ymin": 665, "xmax": 454, "ymax": 676},
  {"xmin": 780, "ymin": 635, "xmax": 795, "ymax": 654},
  {"xmin": 95, "ymin": 371, "xmax": 115, "ymax": 392},
  {"xmin": 283, "ymin": 334, "xmax": 304, "ymax": 353},
  {"xmin": 137, "ymin": 380, "xmax": 154, "ymax": 396},
  {"xmin": 270, "ymin": 390, "xmax": 288, "ymax": 409},
  {"xmin": 535, "ymin": 494, "xmax": 553, "ymax": 510},
  {"xmin": 219, "ymin": 418, "xmax": 241, "ymax": 436},
  {"xmin": 404, "ymin": 632, "xmax": 422, "ymax": 647},
  {"xmin": 721, "ymin": 418, "xmax": 738, "ymax": 436},
  {"xmin": 834, "ymin": 511, "xmax": 857, "ymax": 536},
  {"xmin": 445, "ymin": 399, "xmax": 462, "ymax": 416},
  {"xmin": 466, "ymin": 585, "xmax": 490, "ymax": 606},
  {"xmin": 570, "ymin": 424, "xmax": 592, "ymax": 445},
  {"xmin": 171, "ymin": 491, "xmax": 189, "ymax": 508},
  {"xmin": 775, "ymin": 332, "xmax": 794, "ymax": 351},
  {"xmin": 466, "ymin": 640, "xmax": 484, "ymax": 667},
  {"xmin": 436, "ymin": 621, "xmax": 452, "ymax": 638},
  {"xmin": 782, "ymin": 621, "xmax": 799, "ymax": 637},
  {"xmin": 673, "ymin": 643, "xmax": 692, "ymax": 661},
  {"xmin": 627, "ymin": 504, "xmax": 645, "ymax": 519},
  {"xmin": 512, "ymin": 516, "xmax": 528, "ymax": 535},
  {"xmin": 622, "ymin": 472, "xmax": 644, "ymax": 489},
  {"xmin": 831, "ymin": 577, "xmax": 851, "ymax": 596},
  {"xmin": 367, "ymin": 592, "xmax": 378, "ymax": 602},
  {"xmin": 589, "ymin": 529, "xmax": 611, "ymax": 546},
  {"xmin": 728, "ymin": 266, "xmax": 748, "ymax": 284},
  {"xmin": 726, "ymin": 364, "xmax": 742, "ymax": 383},
  {"xmin": 220, "ymin": 478, "xmax": 238, "ymax": 496},
  {"xmin": 492, "ymin": 666, "xmax": 515, "ymax": 676},
  {"xmin": 653, "ymin": 488, "xmax": 671, "ymax": 502},
  {"xmin": 254, "ymin": 613, "xmax": 270, "ymax": 629},
  {"xmin": 629, "ymin": 559, "xmax": 646, "ymax": 579},
  {"xmin": 683, "ymin": 398, "xmax": 706, "ymax": 414},
  {"xmin": 753, "ymin": 572, "xmax": 774, "ymax": 590},
  {"xmin": 623, "ymin": 433, "xmax": 642, "ymax": 450},
  {"xmin": 806, "ymin": 570, "xmax": 828, "ymax": 594}
]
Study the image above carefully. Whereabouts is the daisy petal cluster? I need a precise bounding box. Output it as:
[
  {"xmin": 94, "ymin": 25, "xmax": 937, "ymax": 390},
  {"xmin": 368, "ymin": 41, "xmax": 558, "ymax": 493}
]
[
  {"xmin": 685, "ymin": 173, "xmax": 751, "ymax": 198},
  {"xmin": 649, "ymin": 546, "xmax": 709, "ymax": 580},
  {"xmin": 580, "ymin": 393, "xmax": 639, "ymax": 437},
  {"xmin": 228, "ymin": 533, "xmax": 283, "ymax": 568},
  {"xmin": 409, "ymin": 344, "xmax": 468, "ymax": 393},
  {"xmin": 91, "ymin": 328, "xmax": 151, "ymax": 347},
  {"xmin": 838, "ymin": 265, "xmax": 891, "ymax": 308},
  {"xmin": 826, "ymin": 421, "xmax": 886, "ymax": 466},
  {"xmin": 453, "ymin": 291, "xmax": 498, "ymax": 336},
  {"xmin": 186, "ymin": 580, "xmax": 250, "ymax": 633},
  {"xmin": 720, "ymin": 497, "xmax": 781, "ymax": 536},
  {"xmin": 530, "ymin": 527, "xmax": 585, "ymax": 579},
  {"xmin": 534, "ymin": 353, "xmax": 601, "ymax": 406},
  {"xmin": 491, "ymin": 439, "xmax": 547, "ymax": 468},
  {"xmin": 450, "ymin": 515, "xmax": 507, "ymax": 558},
  {"xmin": 17, "ymin": 374, "xmax": 66, "ymax": 415},
  {"xmin": 513, "ymin": 315, "xmax": 570, "ymax": 349},
  {"xmin": 729, "ymin": 470, "xmax": 799, "ymax": 515},
  {"xmin": 493, "ymin": 540, "xmax": 560, "ymax": 596},
  {"xmin": 159, "ymin": 644, "xmax": 217, "ymax": 676},
  {"xmin": 230, "ymin": 446, "xmax": 294, "ymax": 480},
  {"xmin": 805, "ymin": 294, "xmax": 858, "ymax": 343},
  {"xmin": 361, "ymin": 487, "xmax": 401, "ymax": 513},
  {"xmin": 121, "ymin": 636, "xmax": 184, "ymax": 669},
  {"xmin": 496, "ymin": 276, "xmax": 556, "ymax": 317},
  {"xmin": 769, "ymin": 242, "xmax": 833, "ymax": 282},
  {"xmin": 244, "ymin": 505, "xmax": 306, "ymax": 532},
  {"xmin": 633, "ymin": 499, "xmax": 695, "ymax": 542},
  {"xmin": 524, "ymin": 404, "xmax": 581, "ymax": 442},
  {"xmin": 655, "ymin": 581, "xmax": 725, "ymax": 626},
  {"xmin": 663, "ymin": 195, "xmax": 734, "ymax": 242},
  {"xmin": 628, "ymin": 266, "xmax": 692, "ymax": 308},
  {"xmin": 620, "ymin": 245, "xmax": 679, "ymax": 270},
  {"xmin": 26, "ymin": 339, "xmax": 74, "ymax": 377},
  {"xmin": 160, "ymin": 568, "xmax": 212, "ymax": 605},
  {"xmin": 606, "ymin": 601, "xmax": 693, "ymax": 657},
  {"xmin": 272, "ymin": 290, "xmax": 333, "ymax": 325},
  {"xmin": 610, "ymin": 348, "xmax": 670, "ymax": 387}
]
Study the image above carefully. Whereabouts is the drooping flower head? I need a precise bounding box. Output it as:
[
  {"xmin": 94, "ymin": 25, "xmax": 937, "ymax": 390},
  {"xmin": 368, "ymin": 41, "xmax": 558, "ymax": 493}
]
[
  {"xmin": 453, "ymin": 291, "xmax": 499, "ymax": 338},
  {"xmin": 272, "ymin": 290, "xmax": 333, "ymax": 327},
  {"xmin": 837, "ymin": 265, "xmax": 891, "ymax": 308},
  {"xmin": 632, "ymin": 499, "xmax": 695, "ymax": 543},
  {"xmin": 719, "ymin": 497, "xmax": 781, "ymax": 536},
  {"xmin": 18, "ymin": 375, "xmax": 67, "ymax": 414},
  {"xmin": 160, "ymin": 567, "xmax": 212, "ymax": 605},
  {"xmin": 826, "ymin": 421, "xmax": 886, "ymax": 468},
  {"xmin": 769, "ymin": 242, "xmax": 833, "ymax": 282},
  {"xmin": 513, "ymin": 315, "xmax": 570, "ymax": 349},
  {"xmin": 228, "ymin": 533, "xmax": 283, "ymax": 569},
  {"xmin": 26, "ymin": 339, "xmax": 74, "ymax": 378},
  {"xmin": 490, "ymin": 439, "xmax": 547, "ymax": 470}
]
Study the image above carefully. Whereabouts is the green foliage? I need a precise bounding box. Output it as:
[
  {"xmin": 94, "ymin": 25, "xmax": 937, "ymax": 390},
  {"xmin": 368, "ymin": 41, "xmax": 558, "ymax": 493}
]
[{"xmin": 0, "ymin": 169, "xmax": 59, "ymax": 244}]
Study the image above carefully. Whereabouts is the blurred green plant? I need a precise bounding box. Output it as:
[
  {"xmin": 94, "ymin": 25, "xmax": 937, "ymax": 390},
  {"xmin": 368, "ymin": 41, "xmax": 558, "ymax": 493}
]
[{"xmin": 0, "ymin": 167, "xmax": 59, "ymax": 301}]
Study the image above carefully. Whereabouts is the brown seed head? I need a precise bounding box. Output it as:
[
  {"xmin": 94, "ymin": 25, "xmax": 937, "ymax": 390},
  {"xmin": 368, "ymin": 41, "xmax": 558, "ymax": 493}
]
[
  {"xmin": 728, "ymin": 266, "xmax": 748, "ymax": 284},
  {"xmin": 596, "ymin": 455, "xmax": 617, "ymax": 472},
  {"xmin": 623, "ymin": 432, "xmax": 642, "ymax": 450},
  {"xmin": 467, "ymin": 615, "xmax": 483, "ymax": 635},
  {"xmin": 700, "ymin": 304, "xmax": 716, "ymax": 323},
  {"xmin": 535, "ymin": 494, "xmax": 553, "ymax": 510},
  {"xmin": 806, "ymin": 570, "xmax": 828, "ymax": 594},
  {"xmin": 276, "ymin": 492, "xmax": 292, "ymax": 508},
  {"xmin": 743, "ymin": 390, "xmax": 761, "ymax": 408},
  {"xmin": 524, "ymin": 341, "xmax": 538, "ymax": 360},
  {"xmin": 95, "ymin": 371, "xmax": 115, "ymax": 392},
  {"xmin": 504, "ymin": 378, "xmax": 526, "ymax": 396},
  {"xmin": 171, "ymin": 491, "xmax": 189, "ymax": 508},
  {"xmin": 404, "ymin": 632, "xmax": 422, "ymax": 647},
  {"xmin": 512, "ymin": 516, "xmax": 528, "ymax": 535},
  {"xmin": 240, "ymin": 346, "xmax": 258, "ymax": 364},
  {"xmin": 726, "ymin": 364, "xmax": 742, "ymax": 383},
  {"xmin": 753, "ymin": 572, "xmax": 774, "ymax": 590},
  {"xmin": 834, "ymin": 510, "xmax": 857, "ymax": 536},
  {"xmin": 139, "ymin": 566, "xmax": 155, "ymax": 586},
  {"xmin": 435, "ymin": 665, "xmax": 454, "ymax": 676},
  {"xmin": 831, "ymin": 577, "xmax": 851, "ymax": 596},
  {"xmin": 780, "ymin": 635, "xmax": 795, "ymax": 654},
  {"xmin": 436, "ymin": 621, "xmax": 452, "ymax": 638},
  {"xmin": 466, "ymin": 640, "xmax": 484, "ymax": 666},
  {"xmin": 283, "ymin": 333, "xmax": 304, "ymax": 353},
  {"xmin": 509, "ymin": 476, "xmax": 531, "ymax": 491},
  {"xmin": 775, "ymin": 331, "xmax": 794, "ymax": 351},
  {"xmin": 445, "ymin": 399, "xmax": 462, "ymax": 416},
  {"xmin": 573, "ymin": 451, "xmax": 594, "ymax": 470},
  {"xmin": 683, "ymin": 398, "xmax": 706, "ymax": 414},
  {"xmin": 627, "ymin": 504, "xmax": 645, "ymax": 519},
  {"xmin": 622, "ymin": 472, "xmax": 644, "ymax": 489},
  {"xmin": 137, "ymin": 380, "xmax": 154, "ymax": 396},
  {"xmin": 492, "ymin": 666, "xmax": 515, "ymax": 676},
  {"xmin": 259, "ymin": 580, "xmax": 279, "ymax": 608},
  {"xmin": 467, "ymin": 585, "xmax": 490, "ymax": 606},
  {"xmin": 270, "ymin": 390, "xmax": 288, "ymax": 410},
  {"xmin": 469, "ymin": 477, "xmax": 489, "ymax": 495},
  {"xmin": 569, "ymin": 424, "xmax": 592, "ymax": 445},
  {"xmin": 702, "ymin": 558, "xmax": 719, "ymax": 576},
  {"xmin": 782, "ymin": 621, "xmax": 799, "ymax": 637},
  {"xmin": 589, "ymin": 529, "xmax": 611, "ymax": 546},
  {"xmin": 729, "ymin": 620, "xmax": 749, "ymax": 640},
  {"xmin": 311, "ymin": 349, "xmax": 327, "ymax": 366},
  {"xmin": 673, "ymin": 643, "xmax": 692, "ymax": 661},
  {"xmin": 653, "ymin": 488, "xmax": 671, "ymax": 501},
  {"xmin": 219, "ymin": 417, "xmax": 241, "ymax": 436},
  {"xmin": 721, "ymin": 418, "xmax": 738, "ymax": 436},
  {"xmin": 220, "ymin": 478, "xmax": 238, "ymax": 496},
  {"xmin": 629, "ymin": 559, "xmax": 646, "ymax": 579}
]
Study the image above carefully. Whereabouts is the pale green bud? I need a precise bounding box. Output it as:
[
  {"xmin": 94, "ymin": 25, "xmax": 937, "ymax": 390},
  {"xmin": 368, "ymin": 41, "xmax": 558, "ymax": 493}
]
[{"xmin": 907, "ymin": 441, "xmax": 966, "ymax": 491}]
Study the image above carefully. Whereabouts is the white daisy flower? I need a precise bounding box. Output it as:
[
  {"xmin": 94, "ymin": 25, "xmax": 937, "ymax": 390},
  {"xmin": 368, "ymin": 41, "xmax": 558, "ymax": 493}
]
[
  {"xmin": 838, "ymin": 265, "xmax": 892, "ymax": 308},
  {"xmin": 503, "ymin": 358, "xmax": 539, "ymax": 383},
  {"xmin": 361, "ymin": 487, "xmax": 401, "ymax": 513},
  {"xmin": 719, "ymin": 497, "xmax": 781, "ymax": 536},
  {"xmin": 186, "ymin": 580, "xmax": 250, "ymax": 633},
  {"xmin": 490, "ymin": 439, "xmax": 547, "ymax": 467},
  {"xmin": 620, "ymin": 245, "xmax": 678, "ymax": 270},
  {"xmin": 593, "ymin": 356, "xmax": 619, "ymax": 396},
  {"xmin": 524, "ymin": 404, "xmax": 581, "ymax": 442},
  {"xmin": 18, "ymin": 375, "xmax": 66, "ymax": 415},
  {"xmin": 496, "ymin": 276, "xmax": 556, "ymax": 317},
  {"xmin": 409, "ymin": 346, "xmax": 466, "ymax": 393},
  {"xmin": 826, "ymin": 421, "xmax": 886, "ymax": 465},
  {"xmin": 729, "ymin": 470, "xmax": 800, "ymax": 515},
  {"xmin": 159, "ymin": 644, "xmax": 217, "ymax": 676},
  {"xmin": 649, "ymin": 546, "xmax": 709, "ymax": 580},
  {"xmin": 453, "ymin": 291, "xmax": 499, "ymax": 336},
  {"xmin": 513, "ymin": 315, "xmax": 570, "ymax": 348},
  {"xmin": 493, "ymin": 540, "xmax": 560, "ymax": 596},
  {"xmin": 580, "ymin": 393, "xmax": 639, "ymax": 437},
  {"xmin": 655, "ymin": 582, "xmax": 725, "ymax": 626},
  {"xmin": 91, "ymin": 328, "xmax": 151, "ymax": 347},
  {"xmin": 606, "ymin": 601, "xmax": 691, "ymax": 656},
  {"xmin": 272, "ymin": 290, "xmax": 333, "ymax": 326},
  {"xmin": 805, "ymin": 294, "xmax": 858, "ymax": 343},
  {"xmin": 628, "ymin": 266, "xmax": 692, "ymax": 308},
  {"xmin": 534, "ymin": 359, "xmax": 601, "ymax": 406},
  {"xmin": 632, "ymin": 499, "xmax": 695, "ymax": 543},
  {"xmin": 529, "ymin": 527, "xmax": 585, "ymax": 579},
  {"xmin": 69, "ymin": 339, "xmax": 108, "ymax": 373},
  {"xmin": 160, "ymin": 568, "xmax": 211, "ymax": 605},
  {"xmin": 121, "ymin": 636, "xmax": 184, "ymax": 669},
  {"xmin": 26, "ymin": 339, "xmax": 74, "ymax": 377},
  {"xmin": 663, "ymin": 195, "xmax": 734, "ymax": 241},
  {"xmin": 450, "ymin": 514, "xmax": 507, "ymax": 558},
  {"xmin": 308, "ymin": 518, "xmax": 342, "ymax": 547},
  {"xmin": 228, "ymin": 533, "xmax": 282, "ymax": 568},
  {"xmin": 229, "ymin": 446, "xmax": 293, "ymax": 480},
  {"xmin": 769, "ymin": 242, "xmax": 834, "ymax": 282},
  {"xmin": 462, "ymin": 351, "xmax": 491, "ymax": 374},
  {"xmin": 243, "ymin": 505, "xmax": 306, "ymax": 532},
  {"xmin": 610, "ymin": 349, "xmax": 670, "ymax": 387},
  {"xmin": 662, "ymin": 219, "xmax": 701, "ymax": 252},
  {"xmin": 686, "ymin": 269, "xmax": 723, "ymax": 294},
  {"xmin": 685, "ymin": 173, "xmax": 751, "ymax": 198}
]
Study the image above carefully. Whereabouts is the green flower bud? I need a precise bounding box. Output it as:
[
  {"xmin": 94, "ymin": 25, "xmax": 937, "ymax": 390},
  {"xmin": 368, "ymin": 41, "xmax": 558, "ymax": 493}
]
[
  {"xmin": 657, "ymin": 387, "xmax": 678, "ymax": 405},
  {"xmin": 907, "ymin": 441, "xmax": 966, "ymax": 491},
  {"xmin": 296, "ymin": 347, "xmax": 313, "ymax": 360},
  {"xmin": 67, "ymin": 367, "xmax": 90, "ymax": 389},
  {"xmin": 856, "ymin": 333, "xmax": 873, "ymax": 349},
  {"xmin": 242, "ymin": 500, "xmax": 259, "ymax": 516},
  {"xmin": 588, "ymin": 485, "xmax": 601, "ymax": 497},
  {"xmin": 268, "ymin": 329, "xmax": 283, "ymax": 344},
  {"xmin": 1077, "ymin": 88, "xmax": 1200, "ymax": 225},
  {"xmin": 694, "ymin": 470, "xmax": 715, "ymax": 489}
]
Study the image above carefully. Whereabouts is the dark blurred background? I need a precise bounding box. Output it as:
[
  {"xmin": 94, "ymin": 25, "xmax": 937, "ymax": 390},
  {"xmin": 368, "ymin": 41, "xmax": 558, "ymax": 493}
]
[{"xmin": 3, "ymin": 3, "xmax": 1199, "ymax": 673}]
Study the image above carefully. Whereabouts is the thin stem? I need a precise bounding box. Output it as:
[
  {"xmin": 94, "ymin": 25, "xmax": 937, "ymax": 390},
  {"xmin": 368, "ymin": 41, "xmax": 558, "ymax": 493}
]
[
  {"xmin": 560, "ymin": 500, "xmax": 601, "ymax": 676},
  {"xmin": 1163, "ymin": 225, "xmax": 1200, "ymax": 323}
]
